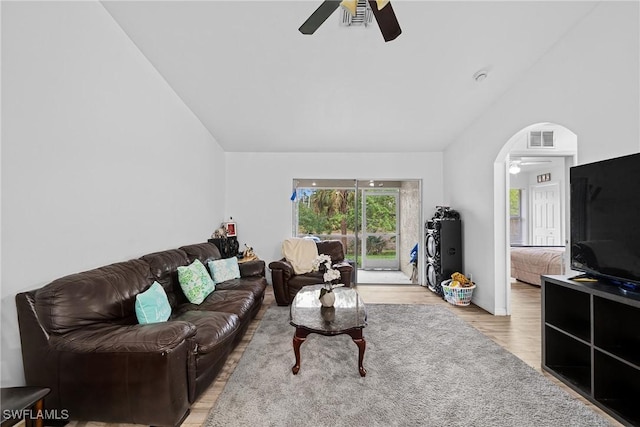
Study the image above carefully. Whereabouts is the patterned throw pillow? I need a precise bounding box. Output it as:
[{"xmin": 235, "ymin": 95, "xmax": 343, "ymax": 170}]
[
  {"xmin": 177, "ymin": 259, "xmax": 216, "ymax": 304},
  {"xmin": 208, "ymin": 257, "xmax": 241, "ymax": 283},
  {"xmin": 135, "ymin": 281, "xmax": 172, "ymax": 324}
]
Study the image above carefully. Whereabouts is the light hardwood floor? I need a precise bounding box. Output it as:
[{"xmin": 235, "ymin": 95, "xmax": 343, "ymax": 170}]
[{"xmin": 69, "ymin": 282, "xmax": 620, "ymax": 427}]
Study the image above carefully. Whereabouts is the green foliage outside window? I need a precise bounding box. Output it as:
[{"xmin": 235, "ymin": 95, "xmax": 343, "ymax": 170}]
[
  {"xmin": 297, "ymin": 189, "xmax": 355, "ymax": 235},
  {"xmin": 365, "ymin": 195, "xmax": 396, "ymax": 232},
  {"xmin": 297, "ymin": 190, "xmax": 397, "ymax": 236},
  {"xmin": 296, "ymin": 188, "xmax": 399, "ymax": 261},
  {"xmin": 510, "ymin": 189, "xmax": 521, "ymax": 217}
]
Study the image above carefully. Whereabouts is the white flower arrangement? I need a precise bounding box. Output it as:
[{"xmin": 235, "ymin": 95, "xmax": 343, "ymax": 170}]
[
  {"xmin": 323, "ymin": 267, "xmax": 341, "ymax": 284},
  {"xmin": 311, "ymin": 254, "xmax": 332, "ymax": 271},
  {"xmin": 311, "ymin": 254, "xmax": 343, "ymax": 297}
]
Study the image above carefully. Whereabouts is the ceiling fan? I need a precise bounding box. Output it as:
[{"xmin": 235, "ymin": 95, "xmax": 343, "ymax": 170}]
[
  {"xmin": 512, "ymin": 158, "xmax": 553, "ymax": 166},
  {"xmin": 509, "ymin": 158, "xmax": 552, "ymax": 174},
  {"xmin": 299, "ymin": 0, "xmax": 402, "ymax": 42}
]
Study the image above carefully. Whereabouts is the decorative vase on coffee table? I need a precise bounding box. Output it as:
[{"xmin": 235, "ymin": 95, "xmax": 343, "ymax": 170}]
[
  {"xmin": 320, "ymin": 306, "xmax": 335, "ymax": 322},
  {"xmin": 319, "ymin": 288, "xmax": 335, "ymax": 307}
]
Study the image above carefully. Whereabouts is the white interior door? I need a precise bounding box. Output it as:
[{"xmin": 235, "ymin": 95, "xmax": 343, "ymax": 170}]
[{"xmin": 531, "ymin": 182, "xmax": 561, "ymax": 245}]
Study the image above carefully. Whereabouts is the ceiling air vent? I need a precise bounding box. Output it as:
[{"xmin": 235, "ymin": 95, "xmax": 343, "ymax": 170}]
[
  {"xmin": 340, "ymin": 0, "xmax": 373, "ymax": 26},
  {"xmin": 528, "ymin": 130, "xmax": 555, "ymax": 148}
]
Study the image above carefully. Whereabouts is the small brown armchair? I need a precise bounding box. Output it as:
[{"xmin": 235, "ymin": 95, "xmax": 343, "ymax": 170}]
[{"xmin": 269, "ymin": 240, "xmax": 353, "ymax": 306}]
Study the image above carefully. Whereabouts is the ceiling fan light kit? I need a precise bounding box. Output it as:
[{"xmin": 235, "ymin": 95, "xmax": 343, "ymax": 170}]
[
  {"xmin": 299, "ymin": 0, "xmax": 401, "ymax": 42},
  {"xmin": 341, "ymin": 0, "xmax": 358, "ymax": 16},
  {"xmin": 509, "ymin": 157, "xmax": 553, "ymax": 174},
  {"xmin": 343, "ymin": 0, "xmax": 389, "ymax": 15},
  {"xmin": 340, "ymin": 0, "xmax": 373, "ymax": 27}
]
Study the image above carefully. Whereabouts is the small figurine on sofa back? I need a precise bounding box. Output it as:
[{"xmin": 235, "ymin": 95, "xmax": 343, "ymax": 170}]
[{"xmin": 240, "ymin": 244, "xmax": 258, "ymax": 262}]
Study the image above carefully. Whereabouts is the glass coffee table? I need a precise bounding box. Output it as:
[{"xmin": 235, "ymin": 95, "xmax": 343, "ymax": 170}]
[{"xmin": 289, "ymin": 284, "xmax": 368, "ymax": 377}]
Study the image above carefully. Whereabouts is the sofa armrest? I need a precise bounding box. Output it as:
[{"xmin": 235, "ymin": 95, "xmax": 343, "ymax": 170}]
[
  {"xmin": 239, "ymin": 259, "xmax": 265, "ymax": 277},
  {"xmin": 50, "ymin": 323, "xmax": 195, "ymax": 426},
  {"xmin": 268, "ymin": 259, "xmax": 295, "ymax": 305},
  {"xmin": 268, "ymin": 259, "xmax": 294, "ymax": 276},
  {"xmin": 333, "ymin": 261, "xmax": 351, "ymax": 270},
  {"xmin": 333, "ymin": 261, "xmax": 353, "ymax": 287},
  {"xmin": 50, "ymin": 321, "xmax": 197, "ymax": 354}
]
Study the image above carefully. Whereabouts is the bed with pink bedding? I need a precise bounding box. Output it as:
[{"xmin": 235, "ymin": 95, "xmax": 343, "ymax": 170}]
[{"xmin": 510, "ymin": 246, "xmax": 565, "ymax": 286}]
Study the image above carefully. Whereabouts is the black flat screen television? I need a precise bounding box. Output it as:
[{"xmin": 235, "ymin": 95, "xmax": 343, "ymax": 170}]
[{"xmin": 570, "ymin": 152, "xmax": 640, "ymax": 293}]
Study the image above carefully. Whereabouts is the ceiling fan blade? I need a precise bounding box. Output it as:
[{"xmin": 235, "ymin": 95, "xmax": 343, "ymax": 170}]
[
  {"xmin": 299, "ymin": 1, "xmax": 342, "ymax": 35},
  {"xmin": 368, "ymin": 0, "xmax": 401, "ymax": 42}
]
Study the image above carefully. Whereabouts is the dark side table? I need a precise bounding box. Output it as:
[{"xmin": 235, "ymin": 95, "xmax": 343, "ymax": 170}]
[
  {"xmin": 208, "ymin": 237, "xmax": 239, "ymax": 258},
  {"xmin": 1, "ymin": 387, "xmax": 51, "ymax": 427}
]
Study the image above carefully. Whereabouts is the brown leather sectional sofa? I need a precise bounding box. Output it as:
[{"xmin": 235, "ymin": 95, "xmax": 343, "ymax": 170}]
[{"xmin": 15, "ymin": 242, "xmax": 267, "ymax": 426}]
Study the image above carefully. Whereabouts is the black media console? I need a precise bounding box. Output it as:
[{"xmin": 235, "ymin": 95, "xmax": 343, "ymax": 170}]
[{"xmin": 542, "ymin": 275, "xmax": 640, "ymax": 426}]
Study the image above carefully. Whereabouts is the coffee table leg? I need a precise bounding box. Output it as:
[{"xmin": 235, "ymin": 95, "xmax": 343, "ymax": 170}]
[
  {"xmin": 292, "ymin": 328, "xmax": 311, "ymax": 375},
  {"xmin": 354, "ymin": 338, "xmax": 367, "ymax": 377},
  {"xmin": 348, "ymin": 329, "xmax": 367, "ymax": 377}
]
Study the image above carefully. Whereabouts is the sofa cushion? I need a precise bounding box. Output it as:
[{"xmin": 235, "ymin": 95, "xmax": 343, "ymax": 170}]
[
  {"xmin": 135, "ymin": 282, "xmax": 172, "ymax": 324},
  {"xmin": 140, "ymin": 249, "xmax": 191, "ymax": 308},
  {"xmin": 316, "ymin": 240, "xmax": 346, "ymax": 263},
  {"xmin": 238, "ymin": 259, "xmax": 266, "ymax": 277},
  {"xmin": 180, "ymin": 242, "xmax": 222, "ymax": 267},
  {"xmin": 172, "ymin": 311, "xmax": 239, "ymax": 354},
  {"xmin": 208, "ymin": 258, "xmax": 240, "ymax": 283},
  {"xmin": 214, "ymin": 276, "xmax": 267, "ymax": 300},
  {"xmin": 175, "ymin": 290, "xmax": 255, "ymax": 322},
  {"xmin": 35, "ymin": 259, "xmax": 153, "ymax": 334},
  {"xmin": 177, "ymin": 259, "xmax": 216, "ymax": 305}
]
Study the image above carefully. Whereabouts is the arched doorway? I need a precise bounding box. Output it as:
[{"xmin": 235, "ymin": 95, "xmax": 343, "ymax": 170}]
[{"xmin": 495, "ymin": 123, "xmax": 577, "ymax": 314}]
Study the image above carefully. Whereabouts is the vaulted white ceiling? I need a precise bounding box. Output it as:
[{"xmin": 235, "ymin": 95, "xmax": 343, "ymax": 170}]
[{"xmin": 101, "ymin": 1, "xmax": 598, "ymax": 153}]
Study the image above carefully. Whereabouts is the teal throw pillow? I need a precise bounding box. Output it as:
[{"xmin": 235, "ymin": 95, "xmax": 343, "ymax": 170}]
[
  {"xmin": 178, "ymin": 259, "xmax": 216, "ymax": 304},
  {"xmin": 135, "ymin": 281, "xmax": 172, "ymax": 324},
  {"xmin": 208, "ymin": 257, "xmax": 241, "ymax": 283}
]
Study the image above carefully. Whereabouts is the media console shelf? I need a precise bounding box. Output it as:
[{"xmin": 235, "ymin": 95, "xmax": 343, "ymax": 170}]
[{"xmin": 542, "ymin": 275, "xmax": 640, "ymax": 426}]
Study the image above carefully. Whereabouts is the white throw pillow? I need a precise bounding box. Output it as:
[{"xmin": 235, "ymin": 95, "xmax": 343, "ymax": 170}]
[{"xmin": 208, "ymin": 257, "xmax": 241, "ymax": 283}]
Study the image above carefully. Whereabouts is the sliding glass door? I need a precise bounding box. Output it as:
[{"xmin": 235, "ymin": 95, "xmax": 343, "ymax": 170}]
[
  {"xmin": 293, "ymin": 179, "xmax": 357, "ymax": 262},
  {"xmin": 361, "ymin": 189, "xmax": 399, "ymax": 270},
  {"xmin": 293, "ymin": 179, "xmax": 421, "ymax": 285}
]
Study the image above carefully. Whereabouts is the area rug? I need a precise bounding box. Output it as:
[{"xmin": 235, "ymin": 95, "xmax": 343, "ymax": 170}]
[{"xmin": 205, "ymin": 304, "xmax": 611, "ymax": 426}]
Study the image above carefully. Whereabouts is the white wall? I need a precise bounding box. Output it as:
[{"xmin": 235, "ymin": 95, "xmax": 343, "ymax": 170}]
[
  {"xmin": 224, "ymin": 152, "xmax": 443, "ymax": 280},
  {"xmin": 444, "ymin": 1, "xmax": 640, "ymax": 314},
  {"xmin": 1, "ymin": 2, "xmax": 225, "ymax": 386}
]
